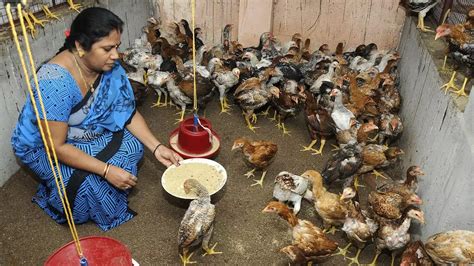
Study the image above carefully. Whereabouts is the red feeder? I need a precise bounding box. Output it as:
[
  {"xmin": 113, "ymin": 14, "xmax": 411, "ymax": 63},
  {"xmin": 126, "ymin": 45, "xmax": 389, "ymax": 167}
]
[
  {"xmin": 45, "ymin": 236, "xmax": 133, "ymax": 266},
  {"xmin": 169, "ymin": 116, "xmax": 221, "ymax": 159}
]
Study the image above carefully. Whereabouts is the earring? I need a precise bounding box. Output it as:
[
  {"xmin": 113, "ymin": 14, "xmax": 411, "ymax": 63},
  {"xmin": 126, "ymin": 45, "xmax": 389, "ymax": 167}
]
[{"xmin": 78, "ymin": 50, "xmax": 84, "ymax": 57}]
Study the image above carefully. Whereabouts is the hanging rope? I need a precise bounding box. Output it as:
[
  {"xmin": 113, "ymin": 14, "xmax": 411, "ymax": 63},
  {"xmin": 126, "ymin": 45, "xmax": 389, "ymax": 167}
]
[
  {"xmin": 6, "ymin": 3, "xmax": 84, "ymax": 259},
  {"xmin": 191, "ymin": 0, "xmax": 198, "ymax": 113}
]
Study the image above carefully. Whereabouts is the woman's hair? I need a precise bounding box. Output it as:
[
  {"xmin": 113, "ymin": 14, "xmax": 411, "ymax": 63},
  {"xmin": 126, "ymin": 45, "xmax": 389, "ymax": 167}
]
[{"xmin": 58, "ymin": 7, "xmax": 123, "ymax": 54}]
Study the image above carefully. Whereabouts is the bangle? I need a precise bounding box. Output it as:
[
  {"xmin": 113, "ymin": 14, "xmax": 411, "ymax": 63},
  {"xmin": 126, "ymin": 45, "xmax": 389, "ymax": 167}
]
[
  {"xmin": 103, "ymin": 163, "xmax": 111, "ymax": 180},
  {"xmin": 153, "ymin": 143, "xmax": 163, "ymax": 156}
]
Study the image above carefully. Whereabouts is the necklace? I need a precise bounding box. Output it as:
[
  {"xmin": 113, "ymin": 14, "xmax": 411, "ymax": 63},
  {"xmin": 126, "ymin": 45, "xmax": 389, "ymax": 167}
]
[{"xmin": 72, "ymin": 54, "xmax": 98, "ymax": 93}]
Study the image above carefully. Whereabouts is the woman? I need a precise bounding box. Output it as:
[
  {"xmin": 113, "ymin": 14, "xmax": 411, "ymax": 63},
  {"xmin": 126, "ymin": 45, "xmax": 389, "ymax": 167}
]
[{"xmin": 11, "ymin": 7, "xmax": 182, "ymax": 231}]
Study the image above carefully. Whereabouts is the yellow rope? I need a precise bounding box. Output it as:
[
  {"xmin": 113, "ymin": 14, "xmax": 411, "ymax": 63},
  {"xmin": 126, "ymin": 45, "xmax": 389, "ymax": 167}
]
[
  {"xmin": 191, "ymin": 0, "xmax": 198, "ymax": 112},
  {"xmin": 6, "ymin": 3, "xmax": 83, "ymax": 258}
]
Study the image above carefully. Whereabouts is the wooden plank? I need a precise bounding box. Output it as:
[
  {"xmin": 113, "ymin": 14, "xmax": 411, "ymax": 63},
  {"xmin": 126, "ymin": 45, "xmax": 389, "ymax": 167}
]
[
  {"xmin": 272, "ymin": 0, "xmax": 405, "ymax": 51},
  {"xmin": 238, "ymin": 0, "xmax": 273, "ymax": 47}
]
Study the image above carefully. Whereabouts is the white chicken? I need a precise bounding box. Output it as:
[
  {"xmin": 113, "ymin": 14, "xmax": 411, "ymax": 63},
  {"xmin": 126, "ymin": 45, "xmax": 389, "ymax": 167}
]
[{"xmin": 272, "ymin": 171, "xmax": 313, "ymax": 215}]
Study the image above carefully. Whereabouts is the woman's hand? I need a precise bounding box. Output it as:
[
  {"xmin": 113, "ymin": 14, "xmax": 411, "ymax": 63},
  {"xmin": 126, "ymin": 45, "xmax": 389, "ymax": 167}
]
[
  {"xmin": 154, "ymin": 144, "xmax": 183, "ymax": 167},
  {"xmin": 105, "ymin": 165, "xmax": 137, "ymax": 190}
]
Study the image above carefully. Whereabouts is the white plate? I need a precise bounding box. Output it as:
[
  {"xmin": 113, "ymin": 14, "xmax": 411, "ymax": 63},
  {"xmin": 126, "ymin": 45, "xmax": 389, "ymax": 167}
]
[{"xmin": 161, "ymin": 158, "xmax": 227, "ymax": 199}]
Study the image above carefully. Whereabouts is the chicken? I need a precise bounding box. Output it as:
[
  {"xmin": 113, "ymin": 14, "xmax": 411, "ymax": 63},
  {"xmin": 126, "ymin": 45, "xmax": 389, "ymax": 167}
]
[
  {"xmin": 341, "ymin": 199, "xmax": 379, "ymax": 264},
  {"xmin": 211, "ymin": 59, "xmax": 240, "ymax": 113},
  {"xmin": 231, "ymin": 138, "xmax": 278, "ymax": 187},
  {"xmin": 369, "ymin": 207, "xmax": 425, "ymax": 266},
  {"xmin": 322, "ymin": 142, "xmax": 362, "ymax": 185},
  {"xmin": 400, "ymin": 240, "xmax": 433, "ymax": 266},
  {"xmin": 166, "ymin": 72, "xmax": 214, "ymax": 122},
  {"xmin": 378, "ymin": 113, "xmax": 404, "ymax": 145},
  {"xmin": 272, "ymin": 171, "xmax": 312, "ymax": 214},
  {"xmin": 368, "ymin": 190, "xmax": 422, "ymax": 220},
  {"xmin": 270, "ymin": 81, "xmax": 306, "ymax": 135},
  {"xmin": 233, "ymin": 69, "xmax": 280, "ymax": 132},
  {"xmin": 300, "ymin": 89, "xmax": 336, "ymax": 155},
  {"xmin": 262, "ymin": 201, "xmax": 339, "ymax": 264},
  {"xmin": 359, "ymin": 144, "xmax": 405, "ymax": 177},
  {"xmin": 435, "ymin": 14, "xmax": 473, "ymax": 97},
  {"xmin": 378, "ymin": 165, "xmax": 425, "ymax": 195},
  {"xmin": 424, "ymin": 230, "xmax": 474, "ymax": 265},
  {"xmin": 127, "ymin": 68, "xmax": 149, "ymax": 106},
  {"xmin": 147, "ymin": 69, "xmax": 172, "ymax": 107},
  {"xmin": 400, "ymin": 0, "xmax": 439, "ymax": 32},
  {"xmin": 330, "ymin": 88, "xmax": 355, "ymax": 132},
  {"xmin": 302, "ymin": 170, "xmax": 352, "ymax": 234},
  {"xmin": 178, "ymin": 179, "xmax": 221, "ymax": 265}
]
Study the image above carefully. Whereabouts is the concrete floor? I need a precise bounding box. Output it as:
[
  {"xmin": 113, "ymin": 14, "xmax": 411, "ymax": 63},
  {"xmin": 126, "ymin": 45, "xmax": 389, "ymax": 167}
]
[{"xmin": 0, "ymin": 92, "xmax": 400, "ymax": 265}]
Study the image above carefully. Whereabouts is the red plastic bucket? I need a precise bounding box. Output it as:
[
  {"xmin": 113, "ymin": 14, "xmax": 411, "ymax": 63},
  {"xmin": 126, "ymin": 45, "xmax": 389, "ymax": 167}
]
[{"xmin": 44, "ymin": 236, "xmax": 132, "ymax": 266}]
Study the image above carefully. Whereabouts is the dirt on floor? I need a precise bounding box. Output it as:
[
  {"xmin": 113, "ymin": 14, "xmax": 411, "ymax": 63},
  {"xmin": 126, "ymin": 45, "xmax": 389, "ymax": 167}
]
[{"xmin": 0, "ymin": 92, "xmax": 405, "ymax": 265}]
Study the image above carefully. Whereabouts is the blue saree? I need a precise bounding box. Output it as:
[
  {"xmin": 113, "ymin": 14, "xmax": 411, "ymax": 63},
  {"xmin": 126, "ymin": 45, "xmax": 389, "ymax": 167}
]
[{"xmin": 11, "ymin": 61, "xmax": 144, "ymax": 231}]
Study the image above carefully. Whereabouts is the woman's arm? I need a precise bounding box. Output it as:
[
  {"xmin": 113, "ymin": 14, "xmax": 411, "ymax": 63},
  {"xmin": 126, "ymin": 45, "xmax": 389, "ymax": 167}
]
[
  {"xmin": 39, "ymin": 120, "xmax": 137, "ymax": 190},
  {"xmin": 126, "ymin": 111, "xmax": 182, "ymax": 167}
]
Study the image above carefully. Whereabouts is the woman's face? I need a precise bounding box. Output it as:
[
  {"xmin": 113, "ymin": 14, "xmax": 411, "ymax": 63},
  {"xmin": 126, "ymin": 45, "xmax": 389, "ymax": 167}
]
[{"xmin": 83, "ymin": 29, "xmax": 122, "ymax": 72}]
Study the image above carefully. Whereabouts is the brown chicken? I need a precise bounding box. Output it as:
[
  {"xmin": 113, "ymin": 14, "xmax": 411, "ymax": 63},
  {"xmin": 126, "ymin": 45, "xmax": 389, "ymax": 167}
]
[
  {"xmin": 400, "ymin": 240, "xmax": 433, "ymax": 266},
  {"xmin": 302, "ymin": 170, "xmax": 352, "ymax": 234},
  {"xmin": 424, "ymin": 230, "xmax": 474, "ymax": 265},
  {"xmin": 378, "ymin": 165, "xmax": 425, "ymax": 195},
  {"xmin": 231, "ymin": 138, "xmax": 278, "ymax": 187},
  {"xmin": 262, "ymin": 201, "xmax": 338, "ymax": 264},
  {"xmin": 359, "ymin": 144, "xmax": 404, "ymax": 178},
  {"xmin": 300, "ymin": 89, "xmax": 336, "ymax": 155},
  {"xmin": 368, "ymin": 189, "xmax": 422, "ymax": 220},
  {"xmin": 233, "ymin": 69, "xmax": 280, "ymax": 132}
]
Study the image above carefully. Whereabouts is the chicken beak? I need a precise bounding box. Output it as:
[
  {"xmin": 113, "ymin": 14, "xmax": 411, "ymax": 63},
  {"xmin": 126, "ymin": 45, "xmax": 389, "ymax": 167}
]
[
  {"xmin": 329, "ymin": 89, "xmax": 337, "ymax": 97},
  {"xmin": 434, "ymin": 33, "xmax": 441, "ymax": 41},
  {"xmin": 261, "ymin": 206, "xmax": 271, "ymax": 213}
]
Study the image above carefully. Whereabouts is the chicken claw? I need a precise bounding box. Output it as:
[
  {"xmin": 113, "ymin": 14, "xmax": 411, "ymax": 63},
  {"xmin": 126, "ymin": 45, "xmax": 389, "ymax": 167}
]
[
  {"xmin": 450, "ymin": 77, "xmax": 469, "ymax": 98},
  {"xmin": 42, "ymin": 6, "xmax": 60, "ymax": 21},
  {"xmin": 280, "ymin": 123, "xmax": 291, "ymax": 136},
  {"xmin": 440, "ymin": 71, "xmax": 458, "ymax": 94},
  {"xmin": 151, "ymin": 95, "xmax": 164, "ymax": 108},
  {"xmin": 439, "ymin": 55, "xmax": 454, "ymax": 73},
  {"xmin": 367, "ymin": 251, "xmax": 380, "ymax": 266},
  {"xmin": 258, "ymin": 106, "xmax": 271, "ymax": 117},
  {"xmin": 250, "ymin": 171, "xmax": 267, "ymax": 188},
  {"xmin": 332, "ymin": 243, "xmax": 352, "ymax": 258},
  {"xmin": 416, "ymin": 13, "xmax": 433, "ymax": 32},
  {"xmin": 202, "ymin": 243, "xmax": 222, "ymax": 257},
  {"xmin": 345, "ymin": 248, "xmax": 362, "ymax": 266},
  {"xmin": 322, "ymin": 226, "xmax": 338, "ymax": 235},
  {"xmin": 331, "ymin": 144, "xmax": 340, "ymax": 151},
  {"xmin": 310, "ymin": 139, "xmax": 326, "ymax": 156},
  {"xmin": 372, "ymin": 170, "xmax": 387, "ymax": 180},
  {"xmin": 219, "ymin": 99, "xmax": 231, "ymax": 114},
  {"xmin": 244, "ymin": 169, "xmax": 256, "ymax": 178},
  {"xmin": 301, "ymin": 139, "xmax": 317, "ymax": 152},
  {"xmin": 67, "ymin": 0, "xmax": 82, "ymax": 12},
  {"xmin": 179, "ymin": 251, "xmax": 197, "ymax": 266},
  {"xmin": 251, "ymin": 113, "xmax": 258, "ymax": 123},
  {"xmin": 268, "ymin": 110, "xmax": 278, "ymax": 121}
]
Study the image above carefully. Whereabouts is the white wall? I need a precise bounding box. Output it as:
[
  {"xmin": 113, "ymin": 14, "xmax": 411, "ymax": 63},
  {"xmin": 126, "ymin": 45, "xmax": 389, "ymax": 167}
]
[
  {"xmin": 0, "ymin": 0, "xmax": 152, "ymax": 186},
  {"xmin": 397, "ymin": 18, "xmax": 474, "ymax": 237}
]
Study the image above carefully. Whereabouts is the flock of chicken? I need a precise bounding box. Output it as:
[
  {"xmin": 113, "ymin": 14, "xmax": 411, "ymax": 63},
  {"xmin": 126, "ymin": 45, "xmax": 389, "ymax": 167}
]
[{"xmin": 118, "ymin": 7, "xmax": 473, "ymax": 266}]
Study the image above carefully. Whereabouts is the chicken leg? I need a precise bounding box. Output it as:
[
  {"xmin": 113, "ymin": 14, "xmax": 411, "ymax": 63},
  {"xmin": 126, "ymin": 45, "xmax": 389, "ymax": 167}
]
[
  {"xmin": 372, "ymin": 170, "xmax": 388, "ymax": 180},
  {"xmin": 27, "ymin": 12, "xmax": 48, "ymax": 28},
  {"xmin": 367, "ymin": 251, "xmax": 380, "ymax": 266},
  {"xmin": 244, "ymin": 168, "xmax": 256, "ymax": 178},
  {"xmin": 151, "ymin": 93, "xmax": 163, "ymax": 108},
  {"xmin": 416, "ymin": 12, "xmax": 432, "ymax": 32},
  {"xmin": 250, "ymin": 170, "xmax": 267, "ymax": 187},
  {"xmin": 175, "ymin": 107, "xmax": 186, "ymax": 123},
  {"xmin": 440, "ymin": 71, "xmax": 458, "ymax": 94},
  {"xmin": 346, "ymin": 248, "xmax": 362, "ymax": 266},
  {"xmin": 450, "ymin": 77, "xmax": 469, "ymax": 98},
  {"xmin": 301, "ymin": 139, "xmax": 317, "ymax": 152},
  {"xmin": 179, "ymin": 249, "xmax": 196, "ymax": 266},
  {"xmin": 42, "ymin": 6, "xmax": 60, "ymax": 21},
  {"xmin": 259, "ymin": 106, "xmax": 271, "ymax": 117},
  {"xmin": 322, "ymin": 225, "xmax": 338, "ymax": 235},
  {"xmin": 332, "ymin": 243, "xmax": 352, "ymax": 258},
  {"xmin": 201, "ymin": 226, "xmax": 222, "ymax": 257},
  {"xmin": 219, "ymin": 98, "xmax": 231, "ymax": 114},
  {"xmin": 311, "ymin": 138, "xmax": 326, "ymax": 155},
  {"xmin": 67, "ymin": 0, "xmax": 82, "ymax": 13},
  {"xmin": 21, "ymin": 11, "xmax": 37, "ymax": 38},
  {"xmin": 243, "ymin": 112, "xmax": 258, "ymax": 132},
  {"xmin": 439, "ymin": 55, "xmax": 454, "ymax": 73}
]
